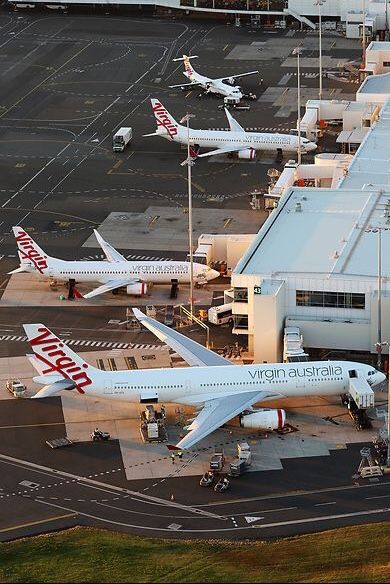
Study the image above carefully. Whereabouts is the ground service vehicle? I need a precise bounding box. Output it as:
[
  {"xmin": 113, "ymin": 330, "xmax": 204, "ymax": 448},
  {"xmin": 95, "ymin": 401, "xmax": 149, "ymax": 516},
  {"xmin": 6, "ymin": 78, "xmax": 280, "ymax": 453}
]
[
  {"xmin": 6, "ymin": 379, "xmax": 26, "ymax": 398},
  {"xmin": 210, "ymin": 449, "xmax": 225, "ymax": 471},
  {"xmin": 112, "ymin": 127, "xmax": 132, "ymax": 152},
  {"xmin": 214, "ymin": 477, "xmax": 230, "ymax": 492},
  {"xmin": 200, "ymin": 471, "xmax": 215, "ymax": 487},
  {"xmin": 208, "ymin": 303, "xmax": 233, "ymax": 325},
  {"xmin": 164, "ymin": 305, "xmax": 175, "ymax": 327},
  {"xmin": 91, "ymin": 429, "xmax": 110, "ymax": 441}
]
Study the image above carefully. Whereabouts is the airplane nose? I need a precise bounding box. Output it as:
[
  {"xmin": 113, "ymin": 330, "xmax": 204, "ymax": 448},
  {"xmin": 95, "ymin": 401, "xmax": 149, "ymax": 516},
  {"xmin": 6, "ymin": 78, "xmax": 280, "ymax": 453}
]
[
  {"xmin": 207, "ymin": 269, "xmax": 220, "ymax": 281},
  {"xmin": 377, "ymin": 372, "xmax": 387, "ymax": 385}
]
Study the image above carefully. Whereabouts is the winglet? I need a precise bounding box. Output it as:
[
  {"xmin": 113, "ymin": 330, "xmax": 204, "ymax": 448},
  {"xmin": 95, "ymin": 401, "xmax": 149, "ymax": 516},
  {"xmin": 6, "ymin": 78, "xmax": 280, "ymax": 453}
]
[
  {"xmin": 224, "ymin": 107, "xmax": 244, "ymax": 133},
  {"xmin": 93, "ymin": 230, "xmax": 126, "ymax": 263},
  {"xmin": 167, "ymin": 444, "xmax": 181, "ymax": 451},
  {"xmin": 132, "ymin": 307, "xmax": 146, "ymax": 321}
]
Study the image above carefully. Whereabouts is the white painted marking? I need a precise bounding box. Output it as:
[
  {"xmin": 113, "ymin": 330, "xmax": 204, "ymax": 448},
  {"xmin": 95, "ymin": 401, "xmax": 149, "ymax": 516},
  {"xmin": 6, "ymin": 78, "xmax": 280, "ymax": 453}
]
[{"xmin": 245, "ymin": 516, "xmax": 264, "ymax": 523}]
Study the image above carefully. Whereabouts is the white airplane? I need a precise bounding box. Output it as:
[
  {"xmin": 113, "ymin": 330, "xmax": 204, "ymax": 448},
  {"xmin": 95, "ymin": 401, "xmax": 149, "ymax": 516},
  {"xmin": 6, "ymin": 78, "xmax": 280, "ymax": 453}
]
[
  {"xmin": 24, "ymin": 310, "xmax": 385, "ymax": 451},
  {"xmin": 9, "ymin": 226, "xmax": 219, "ymax": 299},
  {"xmin": 145, "ymin": 99, "xmax": 317, "ymax": 160},
  {"xmin": 169, "ymin": 54, "xmax": 258, "ymax": 101}
]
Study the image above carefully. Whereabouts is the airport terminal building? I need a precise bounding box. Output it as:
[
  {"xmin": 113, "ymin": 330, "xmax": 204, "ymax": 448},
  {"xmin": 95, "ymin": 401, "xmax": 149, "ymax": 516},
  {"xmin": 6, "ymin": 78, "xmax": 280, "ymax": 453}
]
[{"xmin": 232, "ymin": 81, "xmax": 390, "ymax": 365}]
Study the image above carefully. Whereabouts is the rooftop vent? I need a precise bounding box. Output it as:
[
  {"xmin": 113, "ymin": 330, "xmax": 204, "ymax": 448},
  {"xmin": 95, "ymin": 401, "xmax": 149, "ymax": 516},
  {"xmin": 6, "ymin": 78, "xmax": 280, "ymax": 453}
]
[
  {"xmin": 384, "ymin": 198, "xmax": 390, "ymax": 218},
  {"xmin": 295, "ymin": 202, "xmax": 302, "ymax": 212},
  {"xmin": 331, "ymin": 251, "xmax": 340, "ymax": 259}
]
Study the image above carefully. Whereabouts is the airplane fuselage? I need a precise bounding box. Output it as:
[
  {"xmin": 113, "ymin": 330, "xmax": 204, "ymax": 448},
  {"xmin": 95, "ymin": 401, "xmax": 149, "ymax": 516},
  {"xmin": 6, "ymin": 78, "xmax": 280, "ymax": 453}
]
[
  {"xmin": 187, "ymin": 71, "xmax": 242, "ymax": 98},
  {"xmin": 77, "ymin": 360, "xmax": 367, "ymax": 405},
  {"xmin": 164, "ymin": 126, "xmax": 312, "ymax": 154},
  {"xmin": 27, "ymin": 259, "xmax": 208, "ymax": 285}
]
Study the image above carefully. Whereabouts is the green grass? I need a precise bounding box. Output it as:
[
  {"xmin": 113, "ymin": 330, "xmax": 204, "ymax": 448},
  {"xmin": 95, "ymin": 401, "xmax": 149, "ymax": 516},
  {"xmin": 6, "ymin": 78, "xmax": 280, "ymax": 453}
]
[{"xmin": 1, "ymin": 523, "xmax": 389, "ymax": 583}]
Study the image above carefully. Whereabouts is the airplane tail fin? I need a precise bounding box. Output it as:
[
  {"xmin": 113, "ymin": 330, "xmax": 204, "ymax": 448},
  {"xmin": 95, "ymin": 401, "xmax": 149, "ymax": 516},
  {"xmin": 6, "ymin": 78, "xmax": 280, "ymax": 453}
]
[
  {"xmin": 149, "ymin": 99, "xmax": 181, "ymax": 140},
  {"xmin": 10, "ymin": 226, "xmax": 53, "ymax": 275},
  {"xmin": 24, "ymin": 324, "xmax": 100, "ymax": 396},
  {"xmin": 173, "ymin": 54, "xmax": 198, "ymax": 79}
]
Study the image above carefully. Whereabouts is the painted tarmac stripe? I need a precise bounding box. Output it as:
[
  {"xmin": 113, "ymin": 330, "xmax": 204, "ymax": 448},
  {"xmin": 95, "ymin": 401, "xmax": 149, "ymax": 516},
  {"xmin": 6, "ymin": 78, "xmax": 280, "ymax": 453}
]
[
  {"xmin": 255, "ymin": 508, "xmax": 390, "ymax": 529},
  {"xmin": 0, "ymin": 513, "xmax": 76, "ymax": 533},
  {"xmin": 0, "ymin": 454, "xmax": 225, "ymax": 520}
]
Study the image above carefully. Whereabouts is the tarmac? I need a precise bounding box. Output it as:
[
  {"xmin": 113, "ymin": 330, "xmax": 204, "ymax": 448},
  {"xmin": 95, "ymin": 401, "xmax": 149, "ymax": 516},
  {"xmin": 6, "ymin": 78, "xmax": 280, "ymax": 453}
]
[
  {"xmin": 0, "ymin": 11, "xmax": 387, "ymax": 541},
  {"xmin": 0, "ymin": 272, "xmax": 228, "ymax": 307},
  {"xmin": 0, "ymin": 349, "xmax": 387, "ymax": 481}
]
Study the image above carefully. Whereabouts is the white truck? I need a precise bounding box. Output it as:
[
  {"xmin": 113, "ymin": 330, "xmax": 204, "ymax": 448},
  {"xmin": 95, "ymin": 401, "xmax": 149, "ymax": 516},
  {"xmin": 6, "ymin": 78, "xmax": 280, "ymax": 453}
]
[
  {"xmin": 112, "ymin": 127, "xmax": 132, "ymax": 152},
  {"xmin": 229, "ymin": 442, "xmax": 252, "ymax": 477},
  {"xmin": 6, "ymin": 379, "xmax": 26, "ymax": 398}
]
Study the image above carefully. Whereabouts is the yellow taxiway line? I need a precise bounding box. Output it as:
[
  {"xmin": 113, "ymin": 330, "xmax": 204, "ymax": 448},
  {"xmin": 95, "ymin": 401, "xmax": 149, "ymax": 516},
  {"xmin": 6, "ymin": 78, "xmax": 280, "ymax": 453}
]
[{"xmin": 0, "ymin": 513, "xmax": 76, "ymax": 534}]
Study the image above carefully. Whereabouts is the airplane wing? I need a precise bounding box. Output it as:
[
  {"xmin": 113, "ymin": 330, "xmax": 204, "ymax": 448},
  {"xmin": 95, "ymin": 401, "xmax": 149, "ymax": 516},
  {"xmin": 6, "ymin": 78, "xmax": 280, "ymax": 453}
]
[
  {"xmin": 172, "ymin": 390, "xmax": 266, "ymax": 450},
  {"xmin": 132, "ymin": 308, "xmax": 231, "ymax": 367},
  {"xmin": 197, "ymin": 145, "xmax": 247, "ymax": 158},
  {"xmin": 168, "ymin": 82, "xmax": 202, "ymax": 89},
  {"xmin": 93, "ymin": 230, "xmax": 127, "ymax": 263},
  {"xmin": 224, "ymin": 107, "xmax": 245, "ymax": 132},
  {"xmin": 84, "ymin": 278, "xmax": 140, "ymax": 299},
  {"xmin": 218, "ymin": 70, "xmax": 259, "ymax": 82}
]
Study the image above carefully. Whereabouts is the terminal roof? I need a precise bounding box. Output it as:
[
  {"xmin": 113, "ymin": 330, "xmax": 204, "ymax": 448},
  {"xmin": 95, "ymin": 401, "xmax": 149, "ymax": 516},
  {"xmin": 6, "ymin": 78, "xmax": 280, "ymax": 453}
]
[{"xmin": 235, "ymin": 99, "xmax": 390, "ymax": 280}]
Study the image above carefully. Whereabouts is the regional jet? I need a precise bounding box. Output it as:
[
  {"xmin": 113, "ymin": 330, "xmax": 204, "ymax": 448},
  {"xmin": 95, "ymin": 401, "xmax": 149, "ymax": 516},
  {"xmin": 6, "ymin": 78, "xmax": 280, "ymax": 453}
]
[
  {"xmin": 169, "ymin": 54, "xmax": 258, "ymax": 101},
  {"xmin": 9, "ymin": 226, "xmax": 219, "ymax": 299},
  {"xmin": 145, "ymin": 99, "xmax": 317, "ymax": 159},
  {"xmin": 24, "ymin": 310, "xmax": 385, "ymax": 450}
]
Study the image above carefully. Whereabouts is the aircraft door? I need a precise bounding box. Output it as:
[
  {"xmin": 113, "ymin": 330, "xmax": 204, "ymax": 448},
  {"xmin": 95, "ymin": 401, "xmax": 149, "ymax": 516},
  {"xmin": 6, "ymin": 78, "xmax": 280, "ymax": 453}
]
[{"xmin": 104, "ymin": 379, "xmax": 113, "ymax": 395}]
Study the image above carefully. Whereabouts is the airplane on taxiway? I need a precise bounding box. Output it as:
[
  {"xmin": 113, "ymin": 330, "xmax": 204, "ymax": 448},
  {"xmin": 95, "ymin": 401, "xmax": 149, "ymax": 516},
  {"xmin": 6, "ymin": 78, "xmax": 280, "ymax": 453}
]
[
  {"xmin": 9, "ymin": 226, "xmax": 219, "ymax": 299},
  {"xmin": 169, "ymin": 54, "xmax": 258, "ymax": 101},
  {"xmin": 144, "ymin": 99, "xmax": 317, "ymax": 160},
  {"xmin": 24, "ymin": 309, "xmax": 385, "ymax": 451}
]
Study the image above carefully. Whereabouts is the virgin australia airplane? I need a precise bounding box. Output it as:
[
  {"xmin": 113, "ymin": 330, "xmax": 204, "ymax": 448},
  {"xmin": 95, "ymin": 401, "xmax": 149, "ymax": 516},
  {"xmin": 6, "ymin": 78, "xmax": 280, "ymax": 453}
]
[
  {"xmin": 9, "ymin": 226, "xmax": 219, "ymax": 299},
  {"xmin": 24, "ymin": 310, "xmax": 385, "ymax": 451},
  {"xmin": 144, "ymin": 99, "xmax": 317, "ymax": 160},
  {"xmin": 169, "ymin": 54, "xmax": 258, "ymax": 101}
]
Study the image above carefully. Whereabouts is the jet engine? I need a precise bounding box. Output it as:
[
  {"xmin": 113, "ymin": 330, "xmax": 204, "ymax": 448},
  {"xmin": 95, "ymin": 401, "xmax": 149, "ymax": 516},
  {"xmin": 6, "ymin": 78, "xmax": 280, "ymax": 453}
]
[
  {"xmin": 239, "ymin": 408, "xmax": 286, "ymax": 431},
  {"xmin": 126, "ymin": 282, "xmax": 149, "ymax": 296},
  {"xmin": 226, "ymin": 77, "xmax": 235, "ymax": 85},
  {"xmin": 238, "ymin": 148, "xmax": 256, "ymax": 160}
]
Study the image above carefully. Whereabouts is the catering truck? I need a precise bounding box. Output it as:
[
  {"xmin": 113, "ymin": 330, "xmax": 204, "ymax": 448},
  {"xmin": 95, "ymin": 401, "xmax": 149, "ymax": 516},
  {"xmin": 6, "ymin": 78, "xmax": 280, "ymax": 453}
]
[{"xmin": 112, "ymin": 127, "xmax": 132, "ymax": 152}]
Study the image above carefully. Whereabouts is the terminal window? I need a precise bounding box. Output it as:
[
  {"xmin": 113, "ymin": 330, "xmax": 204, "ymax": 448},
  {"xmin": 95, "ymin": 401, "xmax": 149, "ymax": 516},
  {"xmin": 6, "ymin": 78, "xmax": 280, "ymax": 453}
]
[
  {"xmin": 296, "ymin": 290, "xmax": 365, "ymax": 309},
  {"xmin": 233, "ymin": 287, "xmax": 248, "ymax": 302},
  {"xmin": 233, "ymin": 315, "xmax": 248, "ymax": 329}
]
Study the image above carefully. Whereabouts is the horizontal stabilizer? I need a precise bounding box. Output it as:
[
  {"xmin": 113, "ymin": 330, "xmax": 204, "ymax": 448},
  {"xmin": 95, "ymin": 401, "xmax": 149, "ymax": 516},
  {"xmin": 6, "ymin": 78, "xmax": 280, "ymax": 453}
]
[
  {"xmin": 32, "ymin": 374, "xmax": 67, "ymax": 385},
  {"xmin": 143, "ymin": 131, "xmax": 161, "ymax": 137},
  {"xmin": 31, "ymin": 379, "xmax": 75, "ymax": 399},
  {"xmin": 8, "ymin": 266, "xmax": 27, "ymax": 275}
]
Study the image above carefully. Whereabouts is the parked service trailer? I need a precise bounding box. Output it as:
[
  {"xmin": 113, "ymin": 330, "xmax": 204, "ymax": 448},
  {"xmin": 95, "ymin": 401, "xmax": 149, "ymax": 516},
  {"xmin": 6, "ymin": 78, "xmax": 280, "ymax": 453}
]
[{"xmin": 113, "ymin": 127, "xmax": 132, "ymax": 152}]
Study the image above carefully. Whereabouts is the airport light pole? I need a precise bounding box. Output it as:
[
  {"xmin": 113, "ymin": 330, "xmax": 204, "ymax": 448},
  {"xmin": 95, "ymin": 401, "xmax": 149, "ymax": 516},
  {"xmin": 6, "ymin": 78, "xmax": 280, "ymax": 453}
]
[
  {"xmin": 314, "ymin": 0, "xmax": 325, "ymax": 101},
  {"xmin": 180, "ymin": 113, "xmax": 195, "ymax": 321},
  {"xmin": 362, "ymin": 0, "xmax": 367, "ymax": 66},
  {"xmin": 377, "ymin": 226, "xmax": 382, "ymax": 370},
  {"xmin": 293, "ymin": 46, "xmax": 302, "ymax": 165}
]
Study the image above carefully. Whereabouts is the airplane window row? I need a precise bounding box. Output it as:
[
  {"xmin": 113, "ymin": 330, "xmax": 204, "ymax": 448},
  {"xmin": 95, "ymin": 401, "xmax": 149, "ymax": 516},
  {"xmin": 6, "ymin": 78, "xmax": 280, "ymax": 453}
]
[
  {"xmin": 59, "ymin": 271, "xmax": 187, "ymax": 275},
  {"xmin": 111, "ymin": 377, "xmax": 345, "ymax": 392}
]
